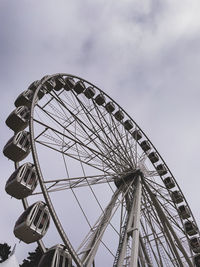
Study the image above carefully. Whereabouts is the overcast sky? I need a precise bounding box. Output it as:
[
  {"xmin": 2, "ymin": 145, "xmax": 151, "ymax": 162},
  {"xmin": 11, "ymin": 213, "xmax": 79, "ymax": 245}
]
[{"xmin": 1, "ymin": 0, "xmax": 200, "ymax": 264}]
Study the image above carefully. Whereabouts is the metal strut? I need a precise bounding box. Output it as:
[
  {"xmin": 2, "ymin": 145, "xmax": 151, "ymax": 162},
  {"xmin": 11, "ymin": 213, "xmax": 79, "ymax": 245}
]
[
  {"xmin": 81, "ymin": 187, "xmax": 122, "ymax": 267},
  {"xmin": 113, "ymin": 211, "xmax": 129, "ymax": 266},
  {"xmin": 113, "ymin": 176, "xmax": 142, "ymax": 267}
]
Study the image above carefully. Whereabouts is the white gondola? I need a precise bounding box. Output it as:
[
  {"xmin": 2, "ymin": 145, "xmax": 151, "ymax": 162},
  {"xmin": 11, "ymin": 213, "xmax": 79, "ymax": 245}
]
[
  {"xmin": 114, "ymin": 110, "xmax": 124, "ymax": 121},
  {"xmin": 28, "ymin": 80, "xmax": 48, "ymax": 100},
  {"xmin": 163, "ymin": 177, "xmax": 175, "ymax": 189},
  {"xmin": 184, "ymin": 221, "xmax": 198, "ymax": 236},
  {"xmin": 156, "ymin": 164, "xmax": 167, "ymax": 176},
  {"xmin": 140, "ymin": 140, "xmax": 151, "ymax": 152},
  {"xmin": 5, "ymin": 163, "xmax": 38, "ymax": 199},
  {"xmin": 38, "ymin": 244, "xmax": 72, "ymax": 267},
  {"xmin": 194, "ymin": 254, "xmax": 200, "ymax": 266},
  {"xmin": 105, "ymin": 101, "xmax": 115, "ymax": 113},
  {"xmin": 190, "ymin": 237, "xmax": 200, "ymax": 253},
  {"xmin": 73, "ymin": 81, "xmax": 85, "ymax": 94},
  {"xmin": 54, "ymin": 76, "xmax": 65, "ymax": 91},
  {"xmin": 131, "ymin": 129, "xmax": 142, "ymax": 141},
  {"xmin": 28, "ymin": 80, "xmax": 40, "ymax": 91},
  {"xmin": 64, "ymin": 77, "xmax": 75, "ymax": 91},
  {"xmin": 178, "ymin": 205, "xmax": 191, "ymax": 219},
  {"xmin": 6, "ymin": 106, "xmax": 30, "ymax": 133},
  {"xmin": 171, "ymin": 190, "xmax": 183, "ymax": 204},
  {"xmin": 14, "ymin": 201, "xmax": 50, "ymax": 243},
  {"xmin": 14, "ymin": 89, "xmax": 38, "ymax": 108},
  {"xmin": 44, "ymin": 79, "xmax": 56, "ymax": 92},
  {"xmin": 124, "ymin": 119, "xmax": 133, "ymax": 131},
  {"xmin": 95, "ymin": 93, "xmax": 106, "ymax": 106},
  {"xmin": 148, "ymin": 152, "xmax": 159, "ymax": 163},
  {"xmin": 3, "ymin": 131, "xmax": 31, "ymax": 162},
  {"xmin": 84, "ymin": 86, "xmax": 96, "ymax": 99}
]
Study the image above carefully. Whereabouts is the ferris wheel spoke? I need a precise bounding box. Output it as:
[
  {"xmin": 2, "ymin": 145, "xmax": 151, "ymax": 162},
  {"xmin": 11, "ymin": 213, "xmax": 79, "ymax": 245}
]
[
  {"xmin": 33, "ymin": 118, "xmax": 128, "ymax": 172},
  {"xmin": 141, "ymin": 201, "xmax": 178, "ymax": 265},
  {"xmin": 38, "ymin": 96, "xmax": 131, "ymax": 170},
  {"xmin": 144, "ymin": 179, "xmax": 186, "ymax": 234},
  {"xmin": 32, "ymin": 176, "xmax": 115, "ymax": 195},
  {"xmin": 80, "ymin": 188, "xmax": 122, "ymax": 266},
  {"xmin": 42, "ymin": 90, "xmax": 73, "ymax": 123},
  {"xmin": 53, "ymin": 91, "xmax": 119, "ymax": 154},
  {"xmin": 68, "ymin": 143, "xmax": 123, "ymax": 243},
  {"xmin": 141, "ymin": 203, "xmax": 178, "ymax": 266},
  {"xmin": 89, "ymin": 100, "xmax": 134, "ymax": 167},
  {"xmin": 144, "ymin": 170, "xmax": 160, "ymax": 178},
  {"xmin": 35, "ymin": 138, "xmax": 110, "ymax": 174},
  {"xmin": 142, "ymin": 191, "xmax": 181, "ymax": 266},
  {"xmin": 55, "ymin": 92, "xmax": 88, "ymax": 129},
  {"xmin": 84, "ymin": 110, "xmax": 126, "ymax": 168},
  {"xmin": 79, "ymin": 178, "xmax": 137, "ymax": 266},
  {"xmin": 143, "ymin": 180, "xmax": 193, "ymax": 267},
  {"xmin": 138, "ymin": 152, "xmax": 149, "ymax": 167},
  {"xmin": 139, "ymin": 235, "xmax": 152, "ymax": 267},
  {"xmin": 141, "ymin": 190, "xmax": 165, "ymax": 266},
  {"xmin": 140, "ymin": 220, "xmax": 162, "ymax": 266},
  {"xmin": 74, "ymin": 94, "xmax": 132, "ymax": 168},
  {"xmin": 75, "ymin": 92, "xmax": 134, "ymax": 168},
  {"xmin": 124, "ymin": 131, "xmax": 137, "ymax": 167},
  {"xmin": 108, "ymin": 112, "xmax": 137, "ymax": 167},
  {"xmin": 142, "ymin": 187, "xmax": 188, "ymax": 266},
  {"xmin": 43, "ymin": 173, "xmax": 116, "ymax": 184},
  {"xmin": 144, "ymin": 178, "xmax": 176, "ymax": 209}
]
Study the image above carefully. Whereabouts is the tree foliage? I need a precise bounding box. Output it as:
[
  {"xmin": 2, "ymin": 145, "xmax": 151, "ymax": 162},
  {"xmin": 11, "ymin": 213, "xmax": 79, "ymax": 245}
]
[
  {"xmin": 20, "ymin": 246, "xmax": 43, "ymax": 267},
  {"xmin": 0, "ymin": 243, "xmax": 11, "ymax": 263}
]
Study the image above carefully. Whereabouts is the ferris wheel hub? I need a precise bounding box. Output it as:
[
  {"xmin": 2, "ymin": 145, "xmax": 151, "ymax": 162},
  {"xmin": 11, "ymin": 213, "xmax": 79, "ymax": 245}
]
[{"xmin": 114, "ymin": 169, "xmax": 143, "ymax": 189}]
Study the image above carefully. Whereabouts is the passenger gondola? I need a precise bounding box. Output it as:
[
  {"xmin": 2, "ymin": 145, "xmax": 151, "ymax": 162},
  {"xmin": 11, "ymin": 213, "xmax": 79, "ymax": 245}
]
[
  {"xmin": 28, "ymin": 80, "xmax": 48, "ymax": 99},
  {"xmin": 190, "ymin": 237, "xmax": 200, "ymax": 253},
  {"xmin": 54, "ymin": 76, "xmax": 65, "ymax": 91},
  {"xmin": 194, "ymin": 254, "xmax": 200, "ymax": 266},
  {"xmin": 131, "ymin": 129, "xmax": 142, "ymax": 141},
  {"xmin": 105, "ymin": 101, "xmax": 115, "ymax": 113},
  {"xmin": 156, "ymin": 164, "xmax": 167, "ymax": 176},
  {"xmin": 73, "ymin": 81, "xmax": 85, "ymax": 94},
  {"xmin": 14, "ymin": 201, "xmax": 50, "ymax": 243},
  {"xmin": 95, "ymin": 93, "xmax": 106, "ymax": 106},
  {"xmin": 14, "ymin": 89, "xmax": 38, "ymax": 108},
  {"xmin": 6, "ymin": 106, "xmax": 30, "ymax": 133},
  {"xmin": 148, "ymin": 152, "xmax": 159, "ymax": 164},
  {"xmin": 184, "ymin": 221, "xmax": 198, "ymax": 236},
  {"xmin": 114, "ymin": 110, "xmax": 124, "ymax": 121},
  {"xmin": 140, "ymin": 140, "xmax": 151, "ymax": 152},
  {"xmin": 38, "ymin": 244, "xmax": 72, "ymax": 267},
  {"xmin": 5, "ymin": 163, "xmax": 38, "ymax": 199},
  {"xmin": 178, "ymin": 205, "xmax": 191, "ymax": 219},
  {"xmin": 171, "ymin": 190, "xmax": 183, "ymax": 204},
  {"xmin": 3, "ymin": 131, "xmax": 31, "ymax": 162},
  {"xmin": 84, "ymin": 86, "xmax": 95, "ymax": 99},
  {"xmin": 163, "ymin": 177, "xmax": 175, "ymax": 189},
  {"xmin": 124, "ymin": 119, "xmax": 133, "ymax": 131},
  {"xmin": 64, "ymin": 77, "xmax": 75, "ymax": 91},
  {"xmin": 31, "ymin": 86, "xmax": 47, "ymax": 99},
  {"xmin": 44, "ymin": 79, "xmax": 56, "ymax": 92},
  {"xmin": 28, "ymin": 80, "xmax": 40, "ymax": 91}
]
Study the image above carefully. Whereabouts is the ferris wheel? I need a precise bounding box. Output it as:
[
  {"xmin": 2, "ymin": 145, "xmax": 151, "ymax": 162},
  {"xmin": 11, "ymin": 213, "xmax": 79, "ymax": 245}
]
[{"xmin": 3, "ymin": 73, "xmax": 200, "ymax": 267}]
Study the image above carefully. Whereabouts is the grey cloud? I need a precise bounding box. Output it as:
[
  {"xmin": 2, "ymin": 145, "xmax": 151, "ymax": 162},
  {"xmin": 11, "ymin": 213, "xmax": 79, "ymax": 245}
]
[{"xmin": 1, "ymin": 0, "xmax": 200, "ymax": 264}]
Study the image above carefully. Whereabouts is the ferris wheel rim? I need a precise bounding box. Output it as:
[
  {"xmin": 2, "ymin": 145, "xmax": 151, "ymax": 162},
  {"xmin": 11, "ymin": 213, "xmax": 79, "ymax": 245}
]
[{"xmin": 27, "ymin": 73, "xmax": 198, "ymax": 266}]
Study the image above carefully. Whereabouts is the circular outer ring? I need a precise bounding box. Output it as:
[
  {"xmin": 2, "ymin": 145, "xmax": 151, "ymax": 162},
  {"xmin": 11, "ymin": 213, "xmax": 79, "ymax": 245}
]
[{"xmin": 29, "ymin": 73, "xmax": 199, "ymax": 266}]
